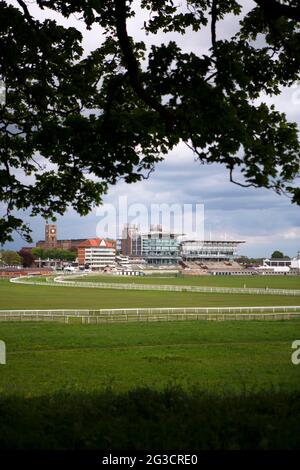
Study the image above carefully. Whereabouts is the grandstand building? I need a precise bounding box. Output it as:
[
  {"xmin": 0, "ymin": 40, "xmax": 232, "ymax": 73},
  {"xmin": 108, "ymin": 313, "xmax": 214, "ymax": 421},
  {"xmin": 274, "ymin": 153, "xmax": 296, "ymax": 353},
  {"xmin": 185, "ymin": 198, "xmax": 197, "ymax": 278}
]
[
  {"xmin": 179, "ymin": 240, "xmax": 245, "ymax": 262},
  {"xmin": 77, "ymin": 238, "xmax": 116, "ymax": 270},
  {"xmin": 121, "ymin": 225, "xmax": 182, "ymax": 265},
  {"xmin": 141, "ymin": 226, "xmax": 182, "ymax": 265},
  {"xmin": 121, "ymin": 225, "xmax": 245, "ymax": 267}
]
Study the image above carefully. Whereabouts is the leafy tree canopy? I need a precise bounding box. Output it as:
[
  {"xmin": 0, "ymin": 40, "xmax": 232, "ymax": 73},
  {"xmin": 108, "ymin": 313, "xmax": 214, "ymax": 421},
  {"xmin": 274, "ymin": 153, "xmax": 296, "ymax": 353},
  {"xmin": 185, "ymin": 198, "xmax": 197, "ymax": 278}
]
[
  {"xmin": 271, "ymin": 250, "xmax": 285, "ymax": 258},
  {"xmin": 18, "ymin": 247, "xmax": 35, "ymax": 267},
  {"xmin": 0, "ymin": 249, "xmax": 22, "ymax": 265},
  {"xmin": 31, "ymin": 247, "xmax": 76, "ymax": 261},
  {"xmin": 1, "ymin": 0, "xmax": 300, "ymax": 244}
]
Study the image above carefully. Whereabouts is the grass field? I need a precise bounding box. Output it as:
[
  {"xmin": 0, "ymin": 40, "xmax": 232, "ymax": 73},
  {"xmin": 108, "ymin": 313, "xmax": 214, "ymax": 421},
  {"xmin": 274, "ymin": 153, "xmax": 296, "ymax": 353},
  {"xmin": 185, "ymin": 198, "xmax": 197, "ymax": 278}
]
[
  {"xmin": 0, "ymin": 275, "xmax": 299, "ymax": 449},
  {"xmin": 72, "ymin": 274, "xmax": 300, "ymax": 289},
  {"xmin": 0, "ymin": 320, "xmax": 299, "ymax": 396},
  {"xmin": 1, "ymin": 279, "xmax": 300, "ymax": 310}
]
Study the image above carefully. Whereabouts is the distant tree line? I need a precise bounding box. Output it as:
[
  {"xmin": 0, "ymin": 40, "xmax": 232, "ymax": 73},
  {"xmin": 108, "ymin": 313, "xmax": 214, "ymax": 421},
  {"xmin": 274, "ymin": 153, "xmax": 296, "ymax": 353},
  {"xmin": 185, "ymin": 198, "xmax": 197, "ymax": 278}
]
[
  {"xmin": 0, "ymin": 248, "xmax": 77, "ymax": 268},
  {"xmin": 237, "ymin": 251, "xmax": 289, "ymax": 266},
  {"xmin": 31, "ymin": 248, "xmax": 76, "ymax": 262},
  {"xmin": 1, "ymin": 248, "xmax": 289, "ymax": 268},
  {"xmin": 0, "ymin": 250, "xmax": 22, "ymax": 266}
]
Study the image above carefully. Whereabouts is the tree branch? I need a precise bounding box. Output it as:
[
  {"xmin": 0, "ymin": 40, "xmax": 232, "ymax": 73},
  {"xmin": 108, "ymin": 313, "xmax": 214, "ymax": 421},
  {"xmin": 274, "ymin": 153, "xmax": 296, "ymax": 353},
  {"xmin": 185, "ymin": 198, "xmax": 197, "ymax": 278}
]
[
  {"xmin": 16, "ymin": 0, "xmax": 37, "ymax": 28},
  {"xmin": 229, "ymin": 168, "xmax": 258, "ymax": 188},
  {"xmin": 211, "ymin": 0, "xmax": 218, "ymax": 47},
  {"xmin": 113, "ymin": 0, "xmax": 174, "ymax": 130}
]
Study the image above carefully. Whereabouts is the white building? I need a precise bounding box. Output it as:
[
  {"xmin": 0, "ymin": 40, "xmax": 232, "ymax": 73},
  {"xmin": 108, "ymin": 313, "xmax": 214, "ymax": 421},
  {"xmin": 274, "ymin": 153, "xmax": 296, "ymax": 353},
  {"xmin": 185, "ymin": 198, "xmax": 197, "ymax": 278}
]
[
  {"xmin": 257, "ymin": 258, "xmax": 291, "ymax": 274},
  {"xmin": 78, "ymin": 238, "xmax": 116, "ymax": 271},
  {"xmin": 291, "ymin": 252, "xmax": 300, "ymax": 271},
  {"xmin": 257, "ymin": 254, "xmax": 300, "ymax": 274}
]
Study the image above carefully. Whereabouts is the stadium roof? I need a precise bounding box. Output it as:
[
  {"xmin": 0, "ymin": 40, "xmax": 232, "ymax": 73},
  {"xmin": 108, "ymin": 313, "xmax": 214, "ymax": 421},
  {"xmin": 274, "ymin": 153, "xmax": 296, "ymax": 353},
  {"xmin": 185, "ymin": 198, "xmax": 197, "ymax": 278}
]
[{"xmin": 180, "ymin": 240, "xmax": 245, "ymax": 244}]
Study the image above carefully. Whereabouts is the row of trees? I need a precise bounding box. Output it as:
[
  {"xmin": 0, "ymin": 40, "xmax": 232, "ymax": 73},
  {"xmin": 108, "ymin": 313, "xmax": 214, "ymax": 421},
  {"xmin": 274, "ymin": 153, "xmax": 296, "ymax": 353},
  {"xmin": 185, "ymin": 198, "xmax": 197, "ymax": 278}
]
[
  {"xmin": 231, "ymin": 251, "xmax": 289, "ymax": 266},
  {"xmin": 0, "ymin": 248, "xmax": 77, "ymax": 267},
  {"xmin": 0, "ymin": 250, "xmax": 22, "ymax": 266},
  {"xmin": 31, "ymin": 248, "xmax": 76, "ymax": 262},
  {"xmin": 1, "ymin": 249, "xmax": 289, "ymax": 268}
]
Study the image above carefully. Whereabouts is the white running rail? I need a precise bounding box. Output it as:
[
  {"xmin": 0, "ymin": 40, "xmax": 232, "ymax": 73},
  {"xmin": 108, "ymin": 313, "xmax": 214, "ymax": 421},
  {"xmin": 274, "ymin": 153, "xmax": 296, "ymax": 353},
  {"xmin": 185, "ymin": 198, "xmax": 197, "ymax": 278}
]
[
  {"xmin": 0, "ymin": 306, "xmax": 299, "ymax": 324},
  {"xmin": 10, "ymin": 275, "xmax": 300, "ymax": 297}
]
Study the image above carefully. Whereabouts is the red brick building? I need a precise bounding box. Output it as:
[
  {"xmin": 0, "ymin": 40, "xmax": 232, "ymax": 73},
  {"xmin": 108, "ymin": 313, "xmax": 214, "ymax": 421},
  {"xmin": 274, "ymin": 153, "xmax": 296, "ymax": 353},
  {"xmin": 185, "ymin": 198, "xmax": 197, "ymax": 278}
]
[{"xmin": 36, "ymin": 224, "xmax": 87, "ymax": 251}]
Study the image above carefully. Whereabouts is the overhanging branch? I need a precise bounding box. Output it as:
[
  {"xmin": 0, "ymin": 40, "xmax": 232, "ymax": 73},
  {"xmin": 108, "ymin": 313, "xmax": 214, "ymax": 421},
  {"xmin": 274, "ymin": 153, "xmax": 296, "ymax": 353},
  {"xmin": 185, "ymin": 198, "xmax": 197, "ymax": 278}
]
[
  {"xmin": 113, "ymin": 0, "xmax": 174, "ymax": 129},
  {"xmin": 16, "ymin": 0, "xmax": 37, "ymax": 28},
  {"xmin": 211, "ymin": 0, "xmax": 218, "ymax": 47}
]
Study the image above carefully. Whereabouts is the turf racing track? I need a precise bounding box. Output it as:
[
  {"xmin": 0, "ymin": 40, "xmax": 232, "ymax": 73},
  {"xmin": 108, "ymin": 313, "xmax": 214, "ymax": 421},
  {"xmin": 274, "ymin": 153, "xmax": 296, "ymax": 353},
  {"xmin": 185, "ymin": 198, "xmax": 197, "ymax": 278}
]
[
  {"xmin": 12, "ymin": 274, "xmax": 300, "ymax": 296},
  {"xmin": 1, "ymin": 275, "xmax": 299, "ymax": 324}
]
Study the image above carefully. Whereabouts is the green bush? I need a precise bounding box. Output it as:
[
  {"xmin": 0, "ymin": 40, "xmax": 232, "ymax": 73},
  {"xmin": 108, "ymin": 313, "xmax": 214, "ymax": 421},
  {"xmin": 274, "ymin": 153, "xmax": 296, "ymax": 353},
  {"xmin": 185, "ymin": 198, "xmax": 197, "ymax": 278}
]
[{"xmin": 0, "ymin": 387, "xmax": 299, "ymax": 449}]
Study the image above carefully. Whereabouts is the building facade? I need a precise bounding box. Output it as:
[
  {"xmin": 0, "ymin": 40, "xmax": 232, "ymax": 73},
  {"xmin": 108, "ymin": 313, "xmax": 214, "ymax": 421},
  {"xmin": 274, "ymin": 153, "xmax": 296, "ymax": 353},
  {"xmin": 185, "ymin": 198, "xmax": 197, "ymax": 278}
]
[
  {"xmin": 45, "ymin": 224, "xmax": 57, "ymax": 248},
  {"xmin": 179, "ymin": 240, "xmax": 244, "ymax": 262},
  {"xmin": 121, "ymin": 225, "xmax": 245, "ymax": 265},
  {"xmin": 77, "ymin": 238, "xmax": 116, "ymax": 270},
  {"xmin": 291, "ymin": 252, "xmax": 300, "ymax": 272},
  {"xmin": 141, "ymin": 229, "xmax": 181, "ymax": 265},
  {"xmin": 257, "ymin": 254, "xmax": 300, "ymax": 274},
  {"xmin": 37, "ymin": 224, "xmax": 87, "ymax": 251},
  {"xmin": 122, "ymin": 225, "xmax": 181, "ymax": 265},
  {"xmin": 121, "ymin": 225, "xmax": 142, "ymax": 257}
]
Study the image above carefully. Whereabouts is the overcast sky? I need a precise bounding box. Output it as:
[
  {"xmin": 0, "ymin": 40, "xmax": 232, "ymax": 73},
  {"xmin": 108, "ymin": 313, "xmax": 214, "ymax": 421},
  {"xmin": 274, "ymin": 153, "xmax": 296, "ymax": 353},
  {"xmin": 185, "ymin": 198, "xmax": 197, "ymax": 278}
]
[{"xmin": 2, "ymin": 1, "xmax": 300, "ymax": 257}]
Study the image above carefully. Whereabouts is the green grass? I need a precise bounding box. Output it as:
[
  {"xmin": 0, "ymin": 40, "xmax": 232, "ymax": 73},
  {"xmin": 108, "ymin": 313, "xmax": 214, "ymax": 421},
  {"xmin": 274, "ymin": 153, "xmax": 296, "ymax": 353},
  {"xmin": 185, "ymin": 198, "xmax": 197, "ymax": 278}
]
[
  {"xmin": 1, "ymin": 276, "xmax": 300, "ymax": 449},
  {"xmin": 73, "ymin": 274, "xmax": 300, "ymax": 289},
  {"xmin": 1, "ymin": 280, "xmax": 300, "ymax": 310},
  {"xmin": 0, "ymin": 320, "xmax": 299, "ymax": 396}
]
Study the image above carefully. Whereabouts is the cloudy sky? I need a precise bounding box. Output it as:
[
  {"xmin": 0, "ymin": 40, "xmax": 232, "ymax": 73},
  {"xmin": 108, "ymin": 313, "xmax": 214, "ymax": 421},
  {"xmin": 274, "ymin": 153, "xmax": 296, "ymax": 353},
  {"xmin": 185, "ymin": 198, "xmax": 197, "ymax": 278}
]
[{"xmin": 2, "ymin": 1, "xmax": 300, "ymax": 257}]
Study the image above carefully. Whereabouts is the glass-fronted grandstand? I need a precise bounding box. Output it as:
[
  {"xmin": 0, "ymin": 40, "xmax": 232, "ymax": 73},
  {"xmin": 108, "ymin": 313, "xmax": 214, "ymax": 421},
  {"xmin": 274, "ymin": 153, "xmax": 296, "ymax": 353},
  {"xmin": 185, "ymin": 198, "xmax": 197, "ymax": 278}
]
[{"xmin": 179, "ymin": 240, "xmax": 245, "ymax": 262}]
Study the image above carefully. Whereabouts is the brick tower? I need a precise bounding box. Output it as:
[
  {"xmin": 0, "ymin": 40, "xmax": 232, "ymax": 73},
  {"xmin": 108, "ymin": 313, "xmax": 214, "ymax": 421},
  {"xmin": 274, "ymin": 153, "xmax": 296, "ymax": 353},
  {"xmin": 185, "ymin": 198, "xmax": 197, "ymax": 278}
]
[{"xmin": 45, "ymin": 224, "xmax": 57, "ymax": 248}]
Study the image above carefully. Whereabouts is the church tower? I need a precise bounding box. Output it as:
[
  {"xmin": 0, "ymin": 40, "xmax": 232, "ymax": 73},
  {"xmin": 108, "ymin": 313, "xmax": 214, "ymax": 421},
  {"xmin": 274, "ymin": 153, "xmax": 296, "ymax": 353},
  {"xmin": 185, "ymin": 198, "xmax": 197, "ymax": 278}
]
[{"xmin": 45, "ymin": 224, "xmax": 57, "ymax": 248}]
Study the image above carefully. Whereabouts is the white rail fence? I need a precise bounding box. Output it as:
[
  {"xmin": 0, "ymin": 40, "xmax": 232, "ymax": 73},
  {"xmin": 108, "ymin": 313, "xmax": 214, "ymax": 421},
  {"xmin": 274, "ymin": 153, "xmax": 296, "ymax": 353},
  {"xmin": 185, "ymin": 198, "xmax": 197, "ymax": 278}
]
[
  {"xmin": 10, "ymin": 276, "xmax": 300, "ymax": 296},
  {"xmin": 0, "ymin": 306, "xmax": 299, "ymax": 324}
]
